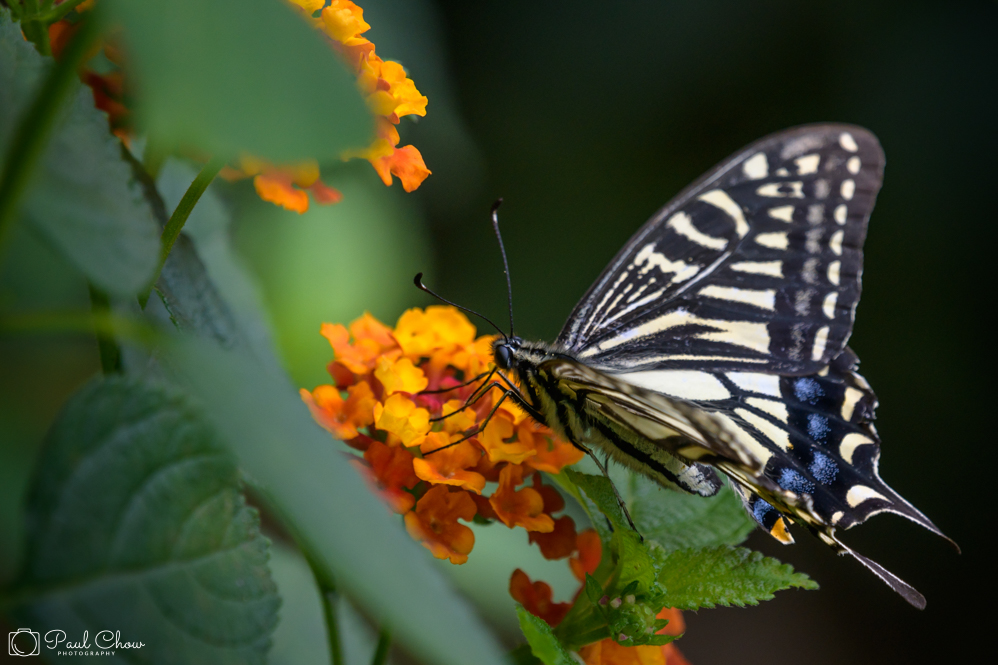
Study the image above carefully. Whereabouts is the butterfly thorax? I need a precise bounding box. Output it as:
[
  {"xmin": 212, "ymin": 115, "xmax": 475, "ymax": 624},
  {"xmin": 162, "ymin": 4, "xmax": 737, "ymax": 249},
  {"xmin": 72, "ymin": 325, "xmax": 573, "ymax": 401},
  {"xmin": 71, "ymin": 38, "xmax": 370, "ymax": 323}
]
[
  {"xmin": 493, "ymin": 336, "xmax": 569, "ymax": 416},
  {"xmin": 492, "ymin": 336, "xmax": 725, "ymax": 497}
]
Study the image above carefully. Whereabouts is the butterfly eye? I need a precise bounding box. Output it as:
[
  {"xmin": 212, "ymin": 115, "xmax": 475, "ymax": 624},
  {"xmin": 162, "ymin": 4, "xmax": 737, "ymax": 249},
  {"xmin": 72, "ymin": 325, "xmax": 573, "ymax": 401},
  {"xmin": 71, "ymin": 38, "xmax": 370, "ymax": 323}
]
[{"xmin": 494, "ymin": 344, "xmax": 512, "ymax": 369}]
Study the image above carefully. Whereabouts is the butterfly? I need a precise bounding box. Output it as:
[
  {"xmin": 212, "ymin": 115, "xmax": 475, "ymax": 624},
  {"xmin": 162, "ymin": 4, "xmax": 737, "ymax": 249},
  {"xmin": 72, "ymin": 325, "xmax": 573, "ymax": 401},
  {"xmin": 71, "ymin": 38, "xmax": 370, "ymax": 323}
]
[{"xmin": 419, "ymin": 124, "xmax": 954, "ymax": 608}]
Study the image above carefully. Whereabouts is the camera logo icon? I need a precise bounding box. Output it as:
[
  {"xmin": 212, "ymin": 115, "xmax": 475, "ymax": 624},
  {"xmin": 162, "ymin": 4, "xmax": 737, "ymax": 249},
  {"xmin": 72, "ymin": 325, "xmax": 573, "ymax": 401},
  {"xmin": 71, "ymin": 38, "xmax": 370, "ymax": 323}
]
[{"xmin": 8, "ymin": 629, "xmax": 40, "ymax": 656}]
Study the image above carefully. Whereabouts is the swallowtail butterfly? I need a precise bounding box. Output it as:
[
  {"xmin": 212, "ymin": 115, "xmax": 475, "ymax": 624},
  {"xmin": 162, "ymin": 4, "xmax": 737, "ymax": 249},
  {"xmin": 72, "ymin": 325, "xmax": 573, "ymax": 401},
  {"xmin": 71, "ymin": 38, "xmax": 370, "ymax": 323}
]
[{"xmin": 422, "ymin": 124, "xmax": 954, "ymax": 608}]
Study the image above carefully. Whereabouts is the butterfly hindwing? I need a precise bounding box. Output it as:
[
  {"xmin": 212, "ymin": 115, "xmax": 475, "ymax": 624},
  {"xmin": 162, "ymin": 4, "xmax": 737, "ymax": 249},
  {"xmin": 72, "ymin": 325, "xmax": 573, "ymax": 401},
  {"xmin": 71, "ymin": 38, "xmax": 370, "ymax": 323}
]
[{"xmin": 557, "ymin": 124, "xmax": 884, "ymax": 376}]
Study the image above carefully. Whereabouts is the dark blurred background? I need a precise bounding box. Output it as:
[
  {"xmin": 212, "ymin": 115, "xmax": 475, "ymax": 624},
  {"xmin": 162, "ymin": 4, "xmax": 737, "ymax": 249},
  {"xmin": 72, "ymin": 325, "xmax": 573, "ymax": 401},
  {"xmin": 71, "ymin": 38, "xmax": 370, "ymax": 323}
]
[{"xmin": 1, "ymin": 1, "xmax": 993, "ymax": 663}]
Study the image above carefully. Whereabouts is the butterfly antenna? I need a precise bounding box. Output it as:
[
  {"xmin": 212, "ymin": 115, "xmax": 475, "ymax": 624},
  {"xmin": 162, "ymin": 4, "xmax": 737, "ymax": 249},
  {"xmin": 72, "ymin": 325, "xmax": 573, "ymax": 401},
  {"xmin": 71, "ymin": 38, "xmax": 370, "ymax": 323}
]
[
  {"xmin": 491, "ymin": 199, "xmax": 515, "ymax": 337},
  {"xmin": 413, "ymin": 273, "xmax": 508, "ymax": 342}
]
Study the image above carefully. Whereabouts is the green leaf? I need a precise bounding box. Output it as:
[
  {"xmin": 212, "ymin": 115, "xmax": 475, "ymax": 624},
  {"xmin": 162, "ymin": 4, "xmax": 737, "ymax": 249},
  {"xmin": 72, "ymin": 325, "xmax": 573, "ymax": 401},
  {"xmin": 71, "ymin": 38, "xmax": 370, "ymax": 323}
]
[
  {"xmin": 7, "ymin": 377, "xmax": 279, "ymax": 663},
  {"xmin": 627, "ymin": 473, "xmax": 757, "ymax": 552},
  {"xmin": 161, "ymin": 337, "xmax": 508, "ymax": 665},
  {"xmin": 657, "ymin": 546, "xmax": 818, "ymax": 610},
  {"xmin": 562, "ymin": 468, "xmax": 626, "ymax": 538},
  {"xmin": 515, "ymin": 605, "xmax": 577, "ymax": 665},
  {"xmin": 0, "ymin": 11, "xmax": 160, "ymax": 297},
  {"xmin": 102, "ymin": 0, "xmax": 373, "ymax": 162}
]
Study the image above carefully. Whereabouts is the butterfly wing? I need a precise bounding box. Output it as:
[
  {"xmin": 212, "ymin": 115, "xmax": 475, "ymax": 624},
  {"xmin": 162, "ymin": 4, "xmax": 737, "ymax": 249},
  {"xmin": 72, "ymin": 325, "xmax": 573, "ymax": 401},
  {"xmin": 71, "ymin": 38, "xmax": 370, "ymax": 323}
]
[
  {"xmin": 557, "ymin": 124, "xmax": 882, "ymax": 376},
  {"xmin": 548, "ymin": 124, "xmax": 954, "ymax": 606}
]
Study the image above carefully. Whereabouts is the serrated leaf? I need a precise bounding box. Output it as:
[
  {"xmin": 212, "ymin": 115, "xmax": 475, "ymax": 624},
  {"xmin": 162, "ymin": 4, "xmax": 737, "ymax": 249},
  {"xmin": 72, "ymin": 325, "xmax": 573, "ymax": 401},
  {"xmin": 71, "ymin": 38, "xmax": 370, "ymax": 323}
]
[
  {"xmin": 10, "ymin": 377, "xmax": 279, "ymax": 663},
  {"xmin": 161, "ymin": 337, "xmax": 508, "ymax": 665},
  {"xmin": 515, "ymin": 605, "xmax": 577, "ymax": 665},
  {"xmin": 626, "ymin": 473, "xmax": 756, "ymax": 552},
  {"xmin": 657, "ymin": 546, "xmax": 818, "ymax": 610},
  {"xmin": 0, "ymin": 11, "xmax": 160, "ymax": 297},
  {"xmin": 102, "ymin": 0, "xmax": 372, "ymax": 162}
]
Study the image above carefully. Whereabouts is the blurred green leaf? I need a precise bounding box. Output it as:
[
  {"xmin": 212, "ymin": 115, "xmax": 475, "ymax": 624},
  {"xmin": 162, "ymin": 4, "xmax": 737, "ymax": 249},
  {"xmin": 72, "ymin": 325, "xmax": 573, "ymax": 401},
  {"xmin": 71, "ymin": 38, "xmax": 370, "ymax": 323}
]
[
  {"xmin": 161, "ymin": 337, "xmax": 508, "ymax": 665},
  {"xmin": 269, "ymin": 542, "xmax": 387, "ymax": 665},
  {"xmin": 0, "ymin": 11, "xmax": 160, "ymax": 297},
  {"xmin": 515, "ymin": 605, "xmax": 576, "ymax": 665},
  {"xmin": 657, "ymin": 546, "xmax": 818, "ymax": 610},
  {"xmin": 626, "ymin": 474, "xmax": 756, "ymax": 552},
  {"xmin": 156, "ymin": 159, "xmax": 279, "ymax": 364},
  {"xmin": 102, "ymin": 0, "xmax": 372, "ymax": 162},
  {"xmin": 233, "ymin": 164, "xmax": 431, "ymax": 388},
  {"xmin": 8, "ymin": 376, "xmax": 279, "ymax": 663}
]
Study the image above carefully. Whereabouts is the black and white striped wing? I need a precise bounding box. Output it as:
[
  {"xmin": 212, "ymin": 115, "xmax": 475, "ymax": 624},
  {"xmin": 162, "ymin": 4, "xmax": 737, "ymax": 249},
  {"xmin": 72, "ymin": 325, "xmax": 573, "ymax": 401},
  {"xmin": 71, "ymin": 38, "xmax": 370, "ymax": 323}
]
[{"xmin": 557, "ymin": 124, "xmax": 883, "ymax": 375}]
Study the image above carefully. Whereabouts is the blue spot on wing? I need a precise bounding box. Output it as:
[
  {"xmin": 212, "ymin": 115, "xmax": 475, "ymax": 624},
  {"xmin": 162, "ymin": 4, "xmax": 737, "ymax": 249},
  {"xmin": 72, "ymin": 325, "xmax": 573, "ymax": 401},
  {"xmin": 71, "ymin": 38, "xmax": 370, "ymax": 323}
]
[
  {"xmin": 778, "ymin": 468, "xmax": 815, "ymax": 495},
  {"xmin": 809, "ymin": 451, "xmax": 839, "ymax": 485},
  {"xmin": 807, "ymin": 413, "xmax": 830, "ymax": 443},
  {"xmin": 793, "ymin": 377, "xmax": 823, "ymax": 404}
]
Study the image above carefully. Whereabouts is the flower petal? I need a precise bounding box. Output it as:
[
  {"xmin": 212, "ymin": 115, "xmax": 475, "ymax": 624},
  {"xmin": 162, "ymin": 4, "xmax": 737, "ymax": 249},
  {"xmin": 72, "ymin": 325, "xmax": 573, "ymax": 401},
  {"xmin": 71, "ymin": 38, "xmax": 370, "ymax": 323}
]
[
  {"xmin": 404, "ymin": 485, "xmax": 476, "ymax": 564},
  {"xmin": 412, "ymin": 434, "xmax": 486, "ymax": 494},
  {"xmin": 374, "ymin": 394, "xmax": 431, "ymax": 446},
  {"xmin": 375, "ymin": 356, "xmax": 428, "ymax": 396},
  {"xmin": 490, "ymin": 465, "xmax": 554, "ymax": 532},
  {"xmin": 371, "ymin": 145, "xmax": 431, "ymax": 192},
  {"xmin": 508, "ymin": 569, "xmax": 570, "ymax": 627},
  {"xmin": 254, "ymin": 174, "xmax": 309, "ymax": 214},
  {"xmin": 364, "ymin": 440, "xmax": 419, "ymax": 513}
]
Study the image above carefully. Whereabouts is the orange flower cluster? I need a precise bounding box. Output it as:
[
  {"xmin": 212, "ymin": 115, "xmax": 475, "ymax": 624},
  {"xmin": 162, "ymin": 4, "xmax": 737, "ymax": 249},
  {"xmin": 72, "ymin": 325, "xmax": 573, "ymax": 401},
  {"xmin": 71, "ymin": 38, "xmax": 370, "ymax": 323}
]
[
  {"xmin": 48, "ymin": 1, "xmax": 428, "ymax": 213},
  {"xmin": 232, "ymin": 0, "xmax": 430, "ymax": 213},
  {"xmin": 513, "ymin": 536, "xmax": 692, "ymax": 665},
  {"xmin": 301, "ymin": 307, "xmax": 584, "ymax": 565}
]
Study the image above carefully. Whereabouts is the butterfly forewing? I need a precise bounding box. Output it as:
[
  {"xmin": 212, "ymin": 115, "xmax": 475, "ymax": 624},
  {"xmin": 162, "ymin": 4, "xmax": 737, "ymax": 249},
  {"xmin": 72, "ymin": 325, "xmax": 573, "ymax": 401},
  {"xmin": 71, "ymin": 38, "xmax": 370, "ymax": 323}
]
[{"xmin": 557, "ymin": 125, "xmax": 884, "ymax": 376}]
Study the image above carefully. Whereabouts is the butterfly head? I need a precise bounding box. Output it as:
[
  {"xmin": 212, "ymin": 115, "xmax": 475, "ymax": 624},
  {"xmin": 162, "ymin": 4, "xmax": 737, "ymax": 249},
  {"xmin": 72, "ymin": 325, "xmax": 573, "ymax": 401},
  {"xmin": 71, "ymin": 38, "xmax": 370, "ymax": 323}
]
[
  {"xmin": 492, "ymin": 336, "xmax": 523, "ymax": 371},
  {"xmin": 492, "ymin": 336, "xmax": 561, "ymax": 378}
]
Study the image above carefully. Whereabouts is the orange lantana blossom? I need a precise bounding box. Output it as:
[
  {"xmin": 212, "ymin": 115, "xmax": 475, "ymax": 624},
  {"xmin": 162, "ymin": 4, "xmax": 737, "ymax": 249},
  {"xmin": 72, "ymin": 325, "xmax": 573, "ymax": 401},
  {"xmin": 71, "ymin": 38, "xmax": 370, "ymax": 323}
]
[
  {"xmin": 48, "ymin": 0, "xmax": 429, "ymax": 213},
  {"xmin": 301, "ymin": 306, "xmax": 584, "ymax": 566},
  {"xmin": 226, "ymin": 0, "xmax": 431, "ymax": 213}
]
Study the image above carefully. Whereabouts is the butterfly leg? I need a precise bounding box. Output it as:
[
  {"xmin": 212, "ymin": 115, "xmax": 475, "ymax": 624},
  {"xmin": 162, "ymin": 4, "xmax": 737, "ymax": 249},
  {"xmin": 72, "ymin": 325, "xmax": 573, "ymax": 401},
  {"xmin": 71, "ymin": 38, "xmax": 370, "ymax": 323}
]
[
  {"xmin": 423, "ymin": 384, "xmax": 544, "ymax": 454},
  {"xmin": 563, "ymin": 435, "xmax": 642, "ymax": 539},
  {"xmin": 420, "ymin": 369, "xmax": 493, "ymax": 395}
]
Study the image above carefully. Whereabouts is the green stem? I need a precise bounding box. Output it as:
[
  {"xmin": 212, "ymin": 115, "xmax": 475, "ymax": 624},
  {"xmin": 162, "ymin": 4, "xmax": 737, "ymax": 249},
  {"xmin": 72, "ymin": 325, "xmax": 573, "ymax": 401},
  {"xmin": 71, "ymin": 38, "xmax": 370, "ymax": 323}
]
[
  {"xmin": 138, "ymin": 156, "xmax": 226, "ymax": 308},
  {"xmin": 20, "ymin": 18, "xmax": 52, "ymax": 56},
  {"xmin": 0, "ymin": 14, "xmax": 100, "ymax": 260},
  {"xmin": 0, "ymin": 310, "xmax": 155, "ymax": 344},
  {"xmin": 87, "ymin": 283, "xmax": 121, "ymax": 374},
  {"xmin": 308, "ymin": 554, "xmax": 344, "ymax": 665},
  {"xmin": 39, "ymin": 0, "xmax": 89, "ymax": 23},
  {"xmin": 371, "ymin": 627, "xmax": 391, "ymax": 665}
]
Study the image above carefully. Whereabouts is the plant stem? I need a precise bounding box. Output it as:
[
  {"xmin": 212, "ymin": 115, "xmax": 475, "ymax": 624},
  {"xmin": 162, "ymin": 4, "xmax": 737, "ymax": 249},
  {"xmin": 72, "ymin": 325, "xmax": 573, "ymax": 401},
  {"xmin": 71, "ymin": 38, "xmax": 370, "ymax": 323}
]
[
  {"xmin": 39, "ymin": 0, "xmax": 89, "ymax": 23},
  {"xmin": 87, "ymin": 282, "xmax": 121, "ymax": 373},
  {"xmin": 371, "ymin": 627, "xmax": 392, "ymax": 665},
  {"xmin": 0, "ymin": 310, "xmax": 153, "ymax": 343},
  {"xmin": 0, "ymin": 13, "xmax": 100, "ymax": 261},
  {"xmin": 138, "ymin": 156, "xmax": 226, "ymax": 308},
  {"xmin": 308, "ymin": 554, "xmax": 345, "ymax": 665}
]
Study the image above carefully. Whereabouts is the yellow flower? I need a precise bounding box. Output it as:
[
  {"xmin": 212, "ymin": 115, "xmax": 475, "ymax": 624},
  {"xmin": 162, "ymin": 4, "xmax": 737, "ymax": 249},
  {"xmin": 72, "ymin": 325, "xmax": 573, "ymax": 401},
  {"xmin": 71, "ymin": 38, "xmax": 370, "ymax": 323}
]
[
  {"xmin": 374, "ymin": 356, "xmax": 428, "ymax": 396},
  {"xmin": 320, "ymin": 0, "xmax": 371, "ymax": 43},
  {"xmin": 373, "ymin": 394, "xmax": 431, "ymax": 446}
]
